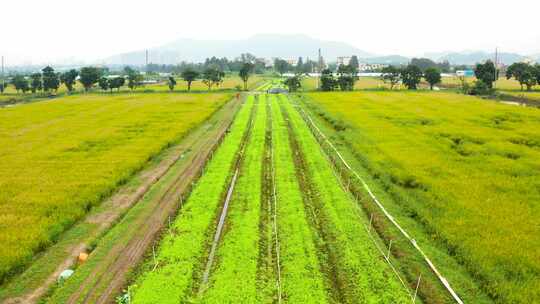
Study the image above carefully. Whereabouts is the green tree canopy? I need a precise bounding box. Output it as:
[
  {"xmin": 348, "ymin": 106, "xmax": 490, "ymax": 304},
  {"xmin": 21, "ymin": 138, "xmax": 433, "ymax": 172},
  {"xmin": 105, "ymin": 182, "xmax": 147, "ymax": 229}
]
[
  {"xmin": 181, "ymin": 69, "xmax": 199, "ymax": 91},
  {"xmin": 109, "ymin": 77, "xmax": 125, "ymax": 92},
  {"xmin": 380, "ymin": 66, "xmax": 401, "ymax": 90},
  {"xmin": 336, "ymin": 64, "xmax": 358, "ymax": 91},
  {"xmin": 42, "ymin": 66, "xmax": 60, "ymax": 92},
  {"xmin": 60, "ymin": 69, "xmax": 78, "ymax": 92},
  {"xmin": 274, "ymin": 59, "xmax": 290, "ymax": 76},
  {"xmin": 79, "ymin": 67, "xmax": 101, "ymax": 91},
  {"xmin": 168, "ymin": 76, "xmax": 177, "ymax": 91},
  {"xmin": 202, "ymin": 67, "xmax": 225, "ymax": 91},
  {"xmin": 401, "ymin": 65, "xmax": 423, "ymax": 90},
  {"xmin": 320, "ymin": 69, "xmax": 337, "ymax": 91},
  {"xmin": 12, "ymin": 75, "xmax": 29, "ymax": 93},
  {"xmin": 98, "ymin": 77, "xmax": 109, "ymax": 91},
  {"xmin": 30, "ymin": 73, "xmax": 42, "ymax": 93},
  {"xmin": 474, "ymin": 60, "xmax": 497, "ymax": 89},
  {"xmin": 424, "ymin": 67, "xmax": 442, "ymax": 90},
  {"xmin": 283, "ymin": 75, "xmax": 302, "ymax": 92},
  {"xmin": 506, "ymin": 62, "xmax": 537, "ymax": 91},
  {"xmin": 239, "ymin": 62, "xmax": 254, "ymax": 91}
]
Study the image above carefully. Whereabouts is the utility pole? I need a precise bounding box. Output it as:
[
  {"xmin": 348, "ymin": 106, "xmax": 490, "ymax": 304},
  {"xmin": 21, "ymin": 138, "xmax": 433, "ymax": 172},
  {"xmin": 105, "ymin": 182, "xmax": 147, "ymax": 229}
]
[
  {"xmin": 1, "ymin": 56, "xmax": 4, "ymax": 92},
  {"xmin": 316, "ymin": 48, "xmax": 323, "ymax": 90},
  {"xmin": 494, "ymin": 47, "xmax": 498, "ymax": 89}
]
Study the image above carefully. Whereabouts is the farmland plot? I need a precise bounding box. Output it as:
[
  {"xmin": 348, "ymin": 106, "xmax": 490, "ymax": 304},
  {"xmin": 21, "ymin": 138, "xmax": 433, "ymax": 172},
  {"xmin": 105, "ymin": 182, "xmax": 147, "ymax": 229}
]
[
  {"xmin": 128, "ymin": 92, "xmax": 413, "ymax": 303},
  {"xmin": 303, "ymin": 91, "xmax": 540, "ymax": 304},
  {"xmin": 0, "ymin": 93, "xmax": 229, "ymax": 284}
]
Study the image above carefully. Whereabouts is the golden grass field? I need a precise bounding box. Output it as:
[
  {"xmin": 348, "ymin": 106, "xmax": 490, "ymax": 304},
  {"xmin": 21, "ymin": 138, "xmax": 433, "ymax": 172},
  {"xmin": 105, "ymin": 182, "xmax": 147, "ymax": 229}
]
[
  {"xmin": 0, "ymin": 92, "xmax": 229, "ymax": 283},
  {"xmin": 305, "ymin": 91, "xmax": 540, "ymax": 304}
]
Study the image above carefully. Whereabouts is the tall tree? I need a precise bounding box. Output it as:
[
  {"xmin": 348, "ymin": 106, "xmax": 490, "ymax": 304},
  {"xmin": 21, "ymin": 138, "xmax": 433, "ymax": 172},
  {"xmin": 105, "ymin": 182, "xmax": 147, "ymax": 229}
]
[
  {"xmin": 380, "ymin": 66, "xmax": 401, "ymax": 90},
  {"xmin": 474, "ymin": 60, "xmax": 497, "ymax": 89},
  {"xmin": 98, "ymin": 77, "xmax": 109, "ymax": 91},
  {"xmin": 202, "ymin": 67, "xmax": 224, "ymax": 91},
  {"xmin": 109, "ymin": 77, "xmax": 125, "ymax": 92},
  {"xmin": 239, "ymin": 62, "xmax": 254, "ymax": 91},
  {"xmin": 506, "ymin": 62, "xmax": 537, "ymax": 91},
  {"xmin": 125, "ymin": 67, "xmax": 143, "ymax": 90},
  {"xmin": 424, "ymin": 67, "xmax": 442, "ymax": 90},
  {"xmin": 349, "ymin": 55, "xmax": 360, "ymax": 70},
  {"xmin": 181, "ymin": 69, "xmax": 199, "ymax": 91},
  {"xmin": 42, "ymin": 66, "xmax": 60, "ymax": 92},
  {"xmin": 79, "ymin": 67, "xmax": 101, "ymax": 91},
  {"xmin": 167, "ymin": 76, "xmax": 177, "ymax": 91},
  {"xmin": 60, "ymin": 69, "xmax": 78, "ymax": 92},
  {"xmin": 30, "ymin": 73, "xmax": 42, "ymax": 93},
  {"xmin": 283, "ymin": 75, "xmax": 302, "ymax": 92},
  {"xmin": 274, "ymin": 59, "xmax": 290, "ymax": 76},
  {"xmin": 336, "ymin": 64, "xmax": 357, "ymax": 91},
  {"xmin": 320, "ymin": 69, "xmax": 337, "ymax": 91},
  {"xmin": 12, "ymin": 75, "xmax": 29, "ymax": 93},
  {"xmin": 401, "ymin": 65, "xmax": 423, "ymax": 90},
  {"xmin": 535, "ymin": 64, "xmax": 540, "ymax": 87}
]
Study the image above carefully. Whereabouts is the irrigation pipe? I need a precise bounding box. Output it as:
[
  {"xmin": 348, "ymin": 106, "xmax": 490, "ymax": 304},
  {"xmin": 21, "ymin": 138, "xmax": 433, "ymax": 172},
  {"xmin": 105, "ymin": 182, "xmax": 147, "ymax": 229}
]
[
  {"xmin": 268, "ymin": 100, "xmax": 283, "ymax": 303},
  {"xmin": 292, "ymin": 99, "xmax": 464, "ymax": 304}
]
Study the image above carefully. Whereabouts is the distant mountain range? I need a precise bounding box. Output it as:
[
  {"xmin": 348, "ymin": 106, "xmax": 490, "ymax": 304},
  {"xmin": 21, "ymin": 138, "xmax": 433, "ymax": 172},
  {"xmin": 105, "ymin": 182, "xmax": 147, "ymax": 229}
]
[
  {"xmin": 0, "ymin": 34, "xmax": 512, "ymax": 67},
  {"xmin": 423, "ymin": 51, "xmax": 537, "ymax": 65},
  {"xmin": 103, "ymin": 34, "xmax": 374, "ymax": 65}
]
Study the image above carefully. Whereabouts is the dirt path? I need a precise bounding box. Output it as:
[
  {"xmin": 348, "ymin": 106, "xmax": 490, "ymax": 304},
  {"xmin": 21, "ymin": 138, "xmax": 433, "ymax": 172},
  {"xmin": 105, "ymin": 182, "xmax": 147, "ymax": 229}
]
[{"xmin": 1, "ymin": 96, "xmax": 241, "ymax": 304}]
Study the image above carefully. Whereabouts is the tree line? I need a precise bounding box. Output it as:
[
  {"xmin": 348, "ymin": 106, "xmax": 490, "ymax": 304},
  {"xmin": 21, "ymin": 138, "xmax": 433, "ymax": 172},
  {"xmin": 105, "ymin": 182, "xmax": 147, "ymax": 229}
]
[{"xmin": 0, "ymin": 63, "xmax": 260, "ymax": 94}]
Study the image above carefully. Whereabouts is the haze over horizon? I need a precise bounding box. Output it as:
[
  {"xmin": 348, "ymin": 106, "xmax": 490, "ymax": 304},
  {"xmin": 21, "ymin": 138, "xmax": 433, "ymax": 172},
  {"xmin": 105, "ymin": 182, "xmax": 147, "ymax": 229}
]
[{"xmin": 2, "ymin": 0, "xmax": 539, "ymax": 65}]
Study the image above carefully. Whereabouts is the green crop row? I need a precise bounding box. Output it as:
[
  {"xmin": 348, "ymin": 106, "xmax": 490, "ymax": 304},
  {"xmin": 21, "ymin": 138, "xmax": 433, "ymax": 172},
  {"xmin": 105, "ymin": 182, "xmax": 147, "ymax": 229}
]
[
  {"xmin": 129, "ymin": 96, "xmax": 255, "ymax": 304},
  {"xmin": 197, "ymin": 95, "xmax": 268, "ymax": 302},
  {"xmin": 269, "ymin": 94, "xmax": 330, "ymax": 303},
  {"xmin": 279, "ymin": 94, "xmax": 412, "ymax": 303}
]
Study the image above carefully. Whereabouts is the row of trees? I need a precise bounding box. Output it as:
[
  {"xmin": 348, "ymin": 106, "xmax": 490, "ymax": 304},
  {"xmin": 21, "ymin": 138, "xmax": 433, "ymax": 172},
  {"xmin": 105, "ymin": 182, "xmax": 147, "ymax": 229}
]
[
  {"xmin": 146, "ymin": 53, "xmax": 266, "ymax": 75},
  {"xmin": 506, "ymin": 62, "xmax": 540, "ymax": 91},
  {"xmin": 379, "ymin": 65, "xmax": 441, "ymax": 90}
]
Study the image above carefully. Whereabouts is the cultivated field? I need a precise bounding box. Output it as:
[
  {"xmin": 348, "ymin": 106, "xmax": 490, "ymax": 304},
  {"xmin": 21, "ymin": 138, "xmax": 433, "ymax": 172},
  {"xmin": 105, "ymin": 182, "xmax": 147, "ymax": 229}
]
[
  {"xmin": 0, "ymin": 93, "xmax": 229, "ymax": 284},
  {"xmin": 128, "ymin": 94, "xmax": 412, "ymax": 303},
  {"xmin": 302, "ymin": 91, "xmax": 540, "ymax": 304}
]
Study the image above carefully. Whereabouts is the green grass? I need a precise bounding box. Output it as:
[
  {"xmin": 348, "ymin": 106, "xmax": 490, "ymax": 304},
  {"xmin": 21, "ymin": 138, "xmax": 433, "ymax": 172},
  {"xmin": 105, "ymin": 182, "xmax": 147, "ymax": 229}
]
[
  {"xmin": 269, "ymin": 94, "xmax": 329, "ymax": 303},
  {"xmin": 0, "ymin": 93, "xmax": 229, "ymax": 284},
  {"xmin": 281, "ymin": 94, "xmax": 412, "ymax": 303},
  {"xmin": 304, "ymin": 91, "xmax": 540, "ymax": 304},
  {"xmin": 198, "ymin": 95, "xmax": 267, "ymax": 303},
  {"xmin": 129, "ymin": 96, "xmax": 254, "ymax": 304}
]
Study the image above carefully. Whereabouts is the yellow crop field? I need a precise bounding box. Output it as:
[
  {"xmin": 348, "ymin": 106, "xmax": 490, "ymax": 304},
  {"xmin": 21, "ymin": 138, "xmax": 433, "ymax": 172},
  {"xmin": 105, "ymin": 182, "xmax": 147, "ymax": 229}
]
[
  {"xmin": 305, "ymin": 91, "xmax": 540, "ymax": 304},
  {"xmin": 0, "ymin": 92, "xmax": 229, "ymax": 283}
]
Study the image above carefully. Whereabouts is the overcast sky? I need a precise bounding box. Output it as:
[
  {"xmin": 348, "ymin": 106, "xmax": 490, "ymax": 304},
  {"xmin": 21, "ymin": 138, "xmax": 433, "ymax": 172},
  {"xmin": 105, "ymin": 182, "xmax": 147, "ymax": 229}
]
[{"xmin": 2, "ymin": 0, "xmax": 539, "ymax": 65}]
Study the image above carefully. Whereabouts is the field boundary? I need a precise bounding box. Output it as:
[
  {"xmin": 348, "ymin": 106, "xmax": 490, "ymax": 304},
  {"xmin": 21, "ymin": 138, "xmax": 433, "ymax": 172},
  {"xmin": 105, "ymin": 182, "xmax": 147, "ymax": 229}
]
[{"xmin": 291, "ymin": 96, "xmax": 464, "ymax": 304}]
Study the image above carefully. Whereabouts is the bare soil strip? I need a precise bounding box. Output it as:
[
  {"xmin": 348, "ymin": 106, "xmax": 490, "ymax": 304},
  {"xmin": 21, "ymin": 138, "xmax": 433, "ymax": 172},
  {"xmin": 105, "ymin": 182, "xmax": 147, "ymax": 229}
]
[{"xmin": 1, "ymin": 97, "xmax": 241, "ymax": 304}]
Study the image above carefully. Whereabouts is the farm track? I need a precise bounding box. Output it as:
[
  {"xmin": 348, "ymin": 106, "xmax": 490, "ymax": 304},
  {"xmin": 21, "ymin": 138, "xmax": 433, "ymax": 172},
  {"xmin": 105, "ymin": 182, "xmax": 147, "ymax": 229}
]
[
  {"xmin": 49, "ymin": 96, "xmax": 243, "ymax": 304},
  {"xmin": 0, "ymin": 96, "xmax": 241, "ymax": 304}
]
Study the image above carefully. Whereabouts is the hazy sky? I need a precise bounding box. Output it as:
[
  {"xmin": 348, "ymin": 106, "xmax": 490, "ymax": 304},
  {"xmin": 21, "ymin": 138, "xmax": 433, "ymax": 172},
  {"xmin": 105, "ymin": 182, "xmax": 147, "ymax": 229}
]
[{"xmin": 2, "ymin": 0, "xmax": 539, "ymax": 65}]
